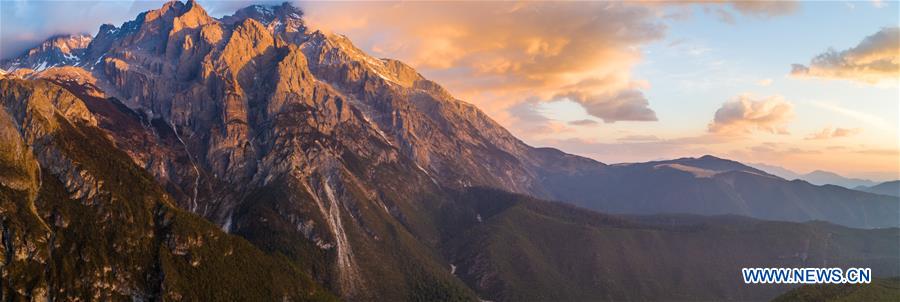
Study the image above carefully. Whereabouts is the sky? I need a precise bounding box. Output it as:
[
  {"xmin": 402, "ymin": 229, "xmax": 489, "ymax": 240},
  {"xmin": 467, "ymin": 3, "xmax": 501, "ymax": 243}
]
[{"xmin": 1, "ymin": 0, "xmax": 898, "ymax": 180}]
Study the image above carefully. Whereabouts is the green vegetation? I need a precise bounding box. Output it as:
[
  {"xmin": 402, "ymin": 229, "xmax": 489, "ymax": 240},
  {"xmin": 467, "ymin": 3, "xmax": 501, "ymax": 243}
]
[
  {"xmin": 3, "ymin": 74, "xmax": 898, "ymax": 302},
  {"xmin": 0, "ymin": 97, "xmax": 337, "ymax": 300},
  {"xmin": 232, "ymin": 162, "xmax": 477, "ymax": 301},
  {"xmin": 442, "ymin": 188, "xmax": 900, "ymax": 302},
  {"xmin": 773, "ymin": 278, "xmax": 900, "ymax": 302}
]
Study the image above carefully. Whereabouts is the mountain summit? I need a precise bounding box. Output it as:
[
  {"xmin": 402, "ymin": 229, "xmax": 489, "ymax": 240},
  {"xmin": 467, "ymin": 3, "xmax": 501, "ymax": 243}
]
[
  {"xmin": 1, "ymin": 34, "xmax": 92, "ymax": 71},
  {"xmin": 1, "ymin": 1, "xmax": 897, "ymax": 301}
]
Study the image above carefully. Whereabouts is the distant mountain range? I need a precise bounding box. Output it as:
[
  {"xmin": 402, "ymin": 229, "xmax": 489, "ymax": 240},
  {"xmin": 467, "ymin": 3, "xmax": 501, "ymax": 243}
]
[
  {"xmin": 750, "ymin": 162, "xmax": 883, "ymax": 188},
  {"xmin": 856, "ymin": 181, "xmax": 900, "ymax": 197},
  {"xmin": 541, "ymin": 155, "xmax": 898, "ymax": 229},
  {"xmin": 444, "ymin": 188, "xmax": 899, "ymax": 301},
  {"xmin": 1, "ymin": 1, "xmax": 897, "ymax": 300}
]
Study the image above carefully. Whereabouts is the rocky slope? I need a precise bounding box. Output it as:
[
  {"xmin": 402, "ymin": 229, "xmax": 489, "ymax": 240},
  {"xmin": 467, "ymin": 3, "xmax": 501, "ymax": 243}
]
[
  {"xmin": 5, "ymin": 1, "xmax": 479, "ymax": 299},
  {"xmin": 0, "ymin": 78, "xmax": 335, "ymax": 301},
  {"xmin": 1, "ymin": 1, "xmax": 898, "ymax": 301},
  {"xmin": 4, "ymin": 1, "xmax": 894, "ymax": 231},
  {"xmin": 0, "ymin": 34, "xmax": 92, "ymax": 72}
]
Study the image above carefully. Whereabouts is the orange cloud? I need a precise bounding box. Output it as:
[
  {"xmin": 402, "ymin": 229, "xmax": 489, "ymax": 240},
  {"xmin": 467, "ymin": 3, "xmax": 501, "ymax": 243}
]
[
  {"xmin": 697, "ymin": 0, "xmax": 799, "ymax": 24},
  {"xmin": 299, "ymin": 1, "xmax": 804, "ymax": 139},
  {"xmin": 708, "ymin": 95, "xmax": 794, "ymax": 134},
  {"xmin": 805, "ymin": 127, "xmax": 863, "ymax": 140},
  {"xmin": 302, "ymin": 1, "xmax": 665, "ymax": 129},
  {"xmin": 791, "ymin": 26, "xmax": 899, "ymax": 85},
  {"xmin": 729, "ymin": 1, "xmax": 799, "ymax": 18}
]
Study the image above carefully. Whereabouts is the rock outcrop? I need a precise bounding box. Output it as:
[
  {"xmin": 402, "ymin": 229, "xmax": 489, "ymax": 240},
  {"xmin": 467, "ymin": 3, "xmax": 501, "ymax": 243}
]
[
  {"xmin": 0, "ymin": 34, "xmax": 92, "ymax": 72},
  {"xmin": 2, "ymin": 1, "xmax": 897, "ymax": 301},
  {"xmin": 0, "ymin": 77, "xmax": 335, "ymax": 301},
  {"xmin": 4, "ymin": 2, "xmax": 480, "ymax": 299}
]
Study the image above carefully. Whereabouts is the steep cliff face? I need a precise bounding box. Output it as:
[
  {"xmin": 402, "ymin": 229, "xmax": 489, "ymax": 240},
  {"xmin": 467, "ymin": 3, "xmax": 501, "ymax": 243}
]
[
  {"xmin": 2, "ymin": 1, "xmax": 897, "ymax": 301},
  {"xmin": 59, "ymin": 0, "xmax": 581, "ymax": 206},
  {"xmin": 298, "ymin": 32, "xmax": 546, "ymax": 195},
  {"xmin": 6, "ymin": 2, "xmax": 479, "ymax": 299},
  {"xmin": 220, "ymin": 2, "xmax": 307, "ymax": 43},
  {"xmin": 0, "ymin": 78, "xmax": 337, "ymax": 301},
  {"xmin": 5, "ymin": 1, "xmax": 579, "ymax": 219}
]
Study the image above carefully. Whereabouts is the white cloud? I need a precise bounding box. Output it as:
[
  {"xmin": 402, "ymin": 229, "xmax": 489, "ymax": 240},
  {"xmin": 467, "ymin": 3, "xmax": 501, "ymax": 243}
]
[
  {"xmin": 708, "ymin": 94, "xmax": 794, "ymax": 134},
  {"xmin": 791, "ymin": 27, "xmax": 899, "ymax": 85}
]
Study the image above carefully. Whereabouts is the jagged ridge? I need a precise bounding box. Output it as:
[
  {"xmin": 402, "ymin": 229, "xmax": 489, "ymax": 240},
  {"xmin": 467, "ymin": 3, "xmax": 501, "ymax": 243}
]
[{"xmin": 1, "ymin": 1, "xmax": 898, "ymax": 301}]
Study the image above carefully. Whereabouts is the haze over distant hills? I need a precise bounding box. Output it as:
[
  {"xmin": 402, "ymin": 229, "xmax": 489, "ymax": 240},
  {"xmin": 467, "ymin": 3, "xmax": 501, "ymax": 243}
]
[
  {"xmin": 543, "ymin": 155, "xmax": 898, "ymax": 229},
  {"xmin": 856, "ymin": 181, "xmax": 900, "ymax": 197},
  {"xmin": 750, "ymin": 162, "xmax": 882, "ymax": 188},
  {"xmin": 1, "ymin": 1, "xmax": 897, "ymax": 301}
]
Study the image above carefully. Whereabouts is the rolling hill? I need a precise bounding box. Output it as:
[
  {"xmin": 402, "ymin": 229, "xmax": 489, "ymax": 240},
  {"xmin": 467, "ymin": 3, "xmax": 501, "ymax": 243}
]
[
  {"xmin": 856, "ymin": 181, "xmax": 900, "ymax": 197},
  {"xmin": 441, "ymin": 188, "xmax": 900, "ymax": 301},
  {"xmin": 773, "ymin": 277, "xmax": 900, "ymax": 302}
]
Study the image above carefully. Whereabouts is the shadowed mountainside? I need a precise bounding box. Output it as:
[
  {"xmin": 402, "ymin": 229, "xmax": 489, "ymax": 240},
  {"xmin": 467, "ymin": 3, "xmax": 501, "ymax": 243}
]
[
  {"xmin": 0, "ymin": 78, "xmax": 336, "ymax": 300},
  {"xmin": 772, "ymin": 277, "xmax": 900, "ymax": 302},
  {"xmin": 856, "ymin": 181, "xmax": 900, "ymax": 197},
  {"xmin": 1, "ymin": 1, "xmax": 898, "ymax": 301},
  {"xmin": 439, "ymin": 188, "xmax": 900, "ymax": 302}
]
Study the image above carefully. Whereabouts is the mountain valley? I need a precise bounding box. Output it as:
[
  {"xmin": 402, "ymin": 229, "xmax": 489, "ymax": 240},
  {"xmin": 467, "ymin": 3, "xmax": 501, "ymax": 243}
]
[{"xmin": 1, "ymin": 1, "xmax": 898, "ymax": 301}]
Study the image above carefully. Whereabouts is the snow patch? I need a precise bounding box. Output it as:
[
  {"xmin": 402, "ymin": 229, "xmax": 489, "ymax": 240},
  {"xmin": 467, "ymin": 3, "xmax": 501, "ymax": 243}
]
[
  {"xmin": 34, "ymin": 61, "xmax": 48, "ymax": 72},
  {"xmin": 63, "ymin": 52, "xmax": 79, "ymax": 62},
  {"xmin": 91, "ymin": 54, "xmax": 106, "ymax": 70},
  {"xmin": 253, "ymin": 5, "xmax": 274, "ymax": 15}
]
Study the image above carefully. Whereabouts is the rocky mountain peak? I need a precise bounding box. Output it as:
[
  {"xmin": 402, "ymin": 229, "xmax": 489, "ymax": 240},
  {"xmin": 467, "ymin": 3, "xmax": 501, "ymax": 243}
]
[
  {"xmin": 143, "ymin": 0, "xmax": 208, "ymax": 22},
  {"xmin": 1, "ymin": 34, "xmax": 92, "ymax": 72},
  {"xmin": 222, "ymin": 2, "xmax": 302, "ymax": 25},
  {"xmin": 2, "ymin": 3, "xmax": 899, "ymax": 301},
  {"xmin": 89, "ymin": 0, "xmax": 216, "ymax": 56},
  {"xmin": 32, "ymin": 34, "xmax": 92, "ymax": 56},
  {"xmin": 172, "ymin": 0, "xmax": 216, "ymax": 30},
  {"xmin": 3, "ymin": 0, "xmax": 558, "ymax": 201},
  {"xmin": 220, "ymin": 2, "xmax": 307, "ymax": 43}
]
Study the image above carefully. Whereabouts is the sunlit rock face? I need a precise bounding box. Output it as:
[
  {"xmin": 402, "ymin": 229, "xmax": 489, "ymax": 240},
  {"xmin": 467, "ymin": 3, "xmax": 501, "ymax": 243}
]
[
  {"xmin": 0, "ymin": 1, "xmax": 515, "ymax": 299},
  {"xmin": 3, "ymin": 1, "xmax": 896, "ymax": 300}
]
